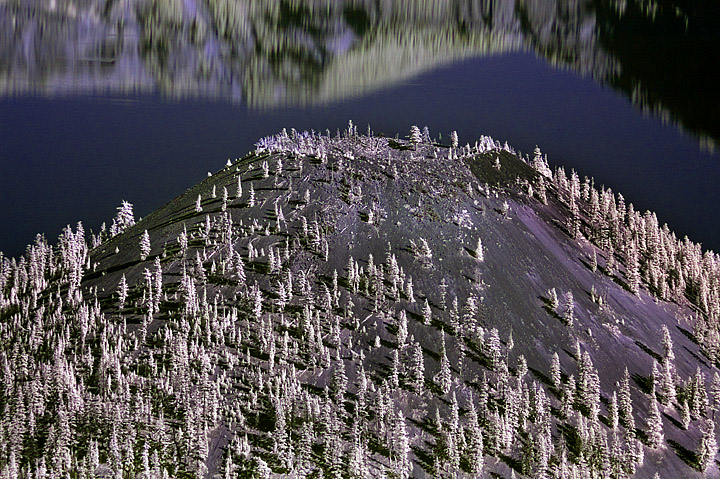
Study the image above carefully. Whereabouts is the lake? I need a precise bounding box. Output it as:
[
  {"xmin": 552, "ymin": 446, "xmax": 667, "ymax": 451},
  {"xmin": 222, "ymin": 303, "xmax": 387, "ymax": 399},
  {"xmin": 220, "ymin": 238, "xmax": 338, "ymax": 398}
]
[{"xmin": 1, "ymin": 0, "xmax": 718, "ymax": 258}]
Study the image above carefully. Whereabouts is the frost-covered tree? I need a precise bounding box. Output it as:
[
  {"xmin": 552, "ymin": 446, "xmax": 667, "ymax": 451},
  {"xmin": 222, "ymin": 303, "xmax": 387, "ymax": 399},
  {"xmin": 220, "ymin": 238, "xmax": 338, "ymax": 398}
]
[
  {"xmin": 331, "ymin": 360, "xmax": 348, "ymax": 405},
  {"xmin": 698, "ymin": 418, "xmax": 717, "ymax": 473},
  {"xmin": 117, "ymin": 274, "xmax": 128, "ymax": 310},
  {"xmin": 711, "ymin": 372, "xmax": 720, "ymax": 420},
  {"xmin": 475, "ymin": 237, "xmax": 484, "ymax": 262},
  {"xmin": 627, "ymin": 241, "xmax": 641, "ymax": 295},
  {"xmin": 110, "ymin": 200, "xmax": 135, "ymax": 236},
  {"xmin": 619, "ymin": 367, "xmax": 635, "ymax": 431},
  {"xmin": 422, "ymin": 299, "xmax": 432, "ymax": 326},
  {"xmin": 140, "ymin": 230, "xmax": 151, "ymax": 260},
  {"xmin": 391, "ymin": 409, "xmax": 411, "ymax": 479},
  {"xmin": 562, "ymin": 291, "xmax": 574, "ymax": 327},
  {"xmin": 410, "ymin": 341, "xmax": 425, "ymax": 393},
  {"xmin": 680, "ymin": 398, "xmax": 691, "ymax": 429},
  {"xmin": 609, "ymin": 390, "xmax": 619, "ymax": 430},
  {"xmin": 465, "ymin": 400, "xmax": 484, "ymax": 475},
  {"xmin": 548, "ymin": 287, "xmax": 559, "ymax": 309},
  {"xmin": 248, "ymin": 183, "xmax": 256, "ymax": 207},
  {"xmin": 436, "ymin": 333, "xmax": 452, "ymax": 395},
  {"xmin": 409, "ymin": 125, "xmax": 422, "ymax": 148},
  {"xmin": 646, "ymin": 393, "xmax": 664, "ymax": 449},
  {"xmin": 551, "ymin": 351, "xmax": 562, "ymax": 390},
  {"xmin": 486, "ymin": 328, "xmax": 502, "ymax": 371},
  {"xmin": 397, "ymin": 310, "xmax": 408, "ymax": 348},
  {"xmin": 450, "ymin": 131, "xmax": 459, "ymax": 149}
]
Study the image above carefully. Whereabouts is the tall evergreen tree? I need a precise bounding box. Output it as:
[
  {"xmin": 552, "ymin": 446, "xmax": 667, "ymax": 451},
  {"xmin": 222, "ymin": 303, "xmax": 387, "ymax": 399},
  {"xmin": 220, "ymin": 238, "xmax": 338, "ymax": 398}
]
[
  {"xmin": 646, "ymin": 393, "xmax": 664, "ymax": 449},
  {"xmin": 698, "ymin": 418, "xmax": 717, "ymax": 473},
  {"xmin": 140, "ymin": 230, "xmax": 151, "ymax": 261}
]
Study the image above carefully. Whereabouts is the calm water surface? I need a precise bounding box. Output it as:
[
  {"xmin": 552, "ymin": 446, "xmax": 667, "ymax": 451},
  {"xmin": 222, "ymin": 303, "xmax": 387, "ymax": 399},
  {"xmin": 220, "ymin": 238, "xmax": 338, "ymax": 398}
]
[{"xmin": 1, "ymin": 1, "xmax": 718, "ymax": 258}]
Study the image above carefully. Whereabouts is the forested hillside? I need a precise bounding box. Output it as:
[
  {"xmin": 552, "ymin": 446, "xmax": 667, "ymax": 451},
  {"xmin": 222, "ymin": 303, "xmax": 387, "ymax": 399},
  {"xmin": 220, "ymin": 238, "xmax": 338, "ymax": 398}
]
[{"xmin": 1, "ymin": 124, "xmax": 719, "ymax": 477}]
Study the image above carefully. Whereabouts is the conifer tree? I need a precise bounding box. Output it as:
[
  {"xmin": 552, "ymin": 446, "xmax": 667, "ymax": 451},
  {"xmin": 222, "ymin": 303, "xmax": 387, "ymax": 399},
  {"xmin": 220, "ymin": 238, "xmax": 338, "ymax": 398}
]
[
  {"xmin": 465, "ymin": 400, "xmax": 484, "ymax": 475},
  {"xmin": 140, "ymin": 230, "xmax": 151, "ymax": 260},
  {"xmin": 711, "ymin": 372, "xmax": 720, "ymax": 420},
  {"xmin": 397, "ymin": 310, "xmax": 408, "ymax": 348},
  {"xmin": 436, "ymin": 333, "xmax": 452, "ymax": 395},
  {"xmin": 680, "ymin": 398, "xmax": 691, "ymax": 429},
  {"xmin": 562, "ymin": 291, "xmax": 574, "ymax": 327},
  {"xmin": 391, "ymin": 349, "xmax": 401, "ymax": 389},
  {"xmin": 392, "ymin": 409, "xmax": 411, "ymax": 479},
  {"xmin": 475, "ymin": 237, "xmax": 484, "ymax": 261},
  {"xmin": 698, "ymin": 418, "xmax": 717, "ymax": 473},
  {"xmin": 646, "ymin": 392, "xmax": 664, "ymax": 449},
  {"xmin": 548, "ymin": 287, "xmax": 559, "ymax": 309},
  {"xmin": 619, "ymin": 367, "xmax": 635, "ymax": 431},
  {"xmin": 450, "ymin": 131, "xmax": 459, "ymax": 149},
  {"xmin": 409, "ymin": 126, "xmax": 422, "ymax": 149},
  {"xmin": 117, "ymin": 274, "xmax": 128, "ymax": 310},
  {"xmin": 410, "ymin": 341, "xmax": 425, "ymax": 393},
  {"xmin": 111, "ymin": 200, "xmax": 135, "ymax": 235},
  {"xmin": 248, "ymin": 183, "xmax": 256, "ymax": 207},
  {"xmin": 331, "ymin": 360, "xmax": 348, "ymax": 405},
  {"xmin": 422, "ymin": 299, "xmax": 432, "ymax": 326},
  {"xmin": 551, "ymin": 351, "xmax": 562, "ymax": 391},
  {"xmin": 609, "ymin": 391, "xmax": 619, "ymax": 430}
]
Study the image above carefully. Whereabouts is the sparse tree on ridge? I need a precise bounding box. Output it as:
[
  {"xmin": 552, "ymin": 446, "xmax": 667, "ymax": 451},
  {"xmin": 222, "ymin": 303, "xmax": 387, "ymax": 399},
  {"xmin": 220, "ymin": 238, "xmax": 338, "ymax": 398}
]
[
  {"xmin": 410, "ymin": 126, "xmax": 422, "ymax": 149},
  {"xmin": 110, "ymin": 200, "xmax": 135, "ymax": 236}
]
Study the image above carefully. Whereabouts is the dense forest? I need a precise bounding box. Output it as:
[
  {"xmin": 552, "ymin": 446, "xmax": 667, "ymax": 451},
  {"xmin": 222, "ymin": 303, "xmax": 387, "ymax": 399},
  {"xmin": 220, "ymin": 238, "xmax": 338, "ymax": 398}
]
[{"xmin": 1, "ymin": 123, "xmax": 718, "ymax": 477}]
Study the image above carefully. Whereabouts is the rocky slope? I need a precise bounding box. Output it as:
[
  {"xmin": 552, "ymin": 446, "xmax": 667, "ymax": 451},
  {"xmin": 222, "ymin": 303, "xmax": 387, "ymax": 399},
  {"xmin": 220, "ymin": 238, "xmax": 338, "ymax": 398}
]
[{"xmin": 1, "ymin": 124, "xmax": 719, "ymax": 478}]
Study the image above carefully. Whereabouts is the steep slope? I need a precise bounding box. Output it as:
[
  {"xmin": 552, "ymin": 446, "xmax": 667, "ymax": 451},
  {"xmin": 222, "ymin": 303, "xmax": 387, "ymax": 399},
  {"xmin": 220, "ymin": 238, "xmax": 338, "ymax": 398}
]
[{"xmin": 1, "ymin": 125, "xmax": 719, "ymax": 478}]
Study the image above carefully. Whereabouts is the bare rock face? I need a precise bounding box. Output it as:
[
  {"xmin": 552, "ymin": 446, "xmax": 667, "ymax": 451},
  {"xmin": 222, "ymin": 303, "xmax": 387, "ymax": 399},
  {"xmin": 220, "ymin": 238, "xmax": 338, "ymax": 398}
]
[{"xmin": 1, "ymin": 124, "xmax": 719, "ymax": 478}]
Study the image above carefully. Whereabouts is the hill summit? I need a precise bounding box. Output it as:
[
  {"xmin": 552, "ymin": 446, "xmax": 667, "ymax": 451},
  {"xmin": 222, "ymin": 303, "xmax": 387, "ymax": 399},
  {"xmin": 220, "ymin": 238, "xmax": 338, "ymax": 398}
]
[{"xmin": 1, "ymin": 123, "xmax": 719, "ymax": 478}]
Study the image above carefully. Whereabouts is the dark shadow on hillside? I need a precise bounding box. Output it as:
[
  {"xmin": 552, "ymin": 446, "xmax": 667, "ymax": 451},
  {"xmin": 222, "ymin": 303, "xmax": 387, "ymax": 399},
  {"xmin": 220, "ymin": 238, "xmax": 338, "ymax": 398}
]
[
  {"xmin": 667, "ymin": 439, "xmax": 699, "ymax": 471},
  {"xmin": 634, "ymin": 339, "xmax": 662, "ymax": 362}
]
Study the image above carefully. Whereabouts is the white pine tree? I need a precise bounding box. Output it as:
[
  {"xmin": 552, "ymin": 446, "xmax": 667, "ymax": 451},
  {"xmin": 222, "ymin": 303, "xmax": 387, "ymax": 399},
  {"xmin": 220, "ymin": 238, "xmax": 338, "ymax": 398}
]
[
  {"xmin": 609, "ymin": 390, "xmax": 619, "ymax": 430},
  {"xmin": 140, "ymin": 230, "xmax": 151, "ymax": 260},
  {"xmin": 422, "ymin": 299, "xmax": 432, "ymax": 326},
  {"xmin": 392, "ymin": 409, "xmax": 411, "ymax": 479},
  {"xmin": 436, "ymin": 333, "xmax": 452, "ymax": 395},
  {"xmin": 646, "ymin": 393, "xmax": 664, "ymax": 448},
  {"xmin": 698, "ymin": 418, "xmax": 717, "ymax": 473},
  {"xmin": 397, "ymin": 310, "xmax": 408, "ymax": 348},
  {"xmin": 619, "ymin": 367, "xmax": 635, "ymax": 431},
  {"xmin": 409, "ymin": 125, "xmax": 422, "ymax": 148},
  {"xmin": 248, "ymin": 183, "xmax": 256, "ymax": 207},
  {"xmin": 562, "ymin": 291, "xmax": 574, "ymax": 326},
  {"xmin": 475, "ymin": 237, "xmax": 484, "ymax": 261},
  {"xmin": 410, "ymin": 341, "xmax": 425, "ymax": 393},
  {"xmin": 111, "ymin": 200, "xmax": 135, "ymax": 236},
  {"xmin": 117, "ymin": 274, "xmax": 128, "ymax": 310},
  {"xmin": 551, "ymin": 352, "xmax": 562, "ymax": 390},
  {"xmin": 548, "ymin": 287, "xmax": 559, "ymax": 308},
  {"xmin": 466, "ymin": 401, "xmax": 484, "ymax": 475}
]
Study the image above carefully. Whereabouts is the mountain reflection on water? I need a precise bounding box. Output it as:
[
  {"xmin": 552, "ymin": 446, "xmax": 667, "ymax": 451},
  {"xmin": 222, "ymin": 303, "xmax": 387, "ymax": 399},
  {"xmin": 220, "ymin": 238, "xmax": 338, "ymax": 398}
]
[{"xmin": 1, "ymin": 0, "xmax": 718, "ymax": 148}]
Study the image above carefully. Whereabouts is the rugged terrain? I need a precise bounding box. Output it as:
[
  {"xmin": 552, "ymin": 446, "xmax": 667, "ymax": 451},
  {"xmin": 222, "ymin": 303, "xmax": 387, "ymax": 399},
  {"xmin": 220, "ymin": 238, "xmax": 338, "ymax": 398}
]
[{"xmin": 1, "ymin": 124, "xmax": 719, "ymax": 478}]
